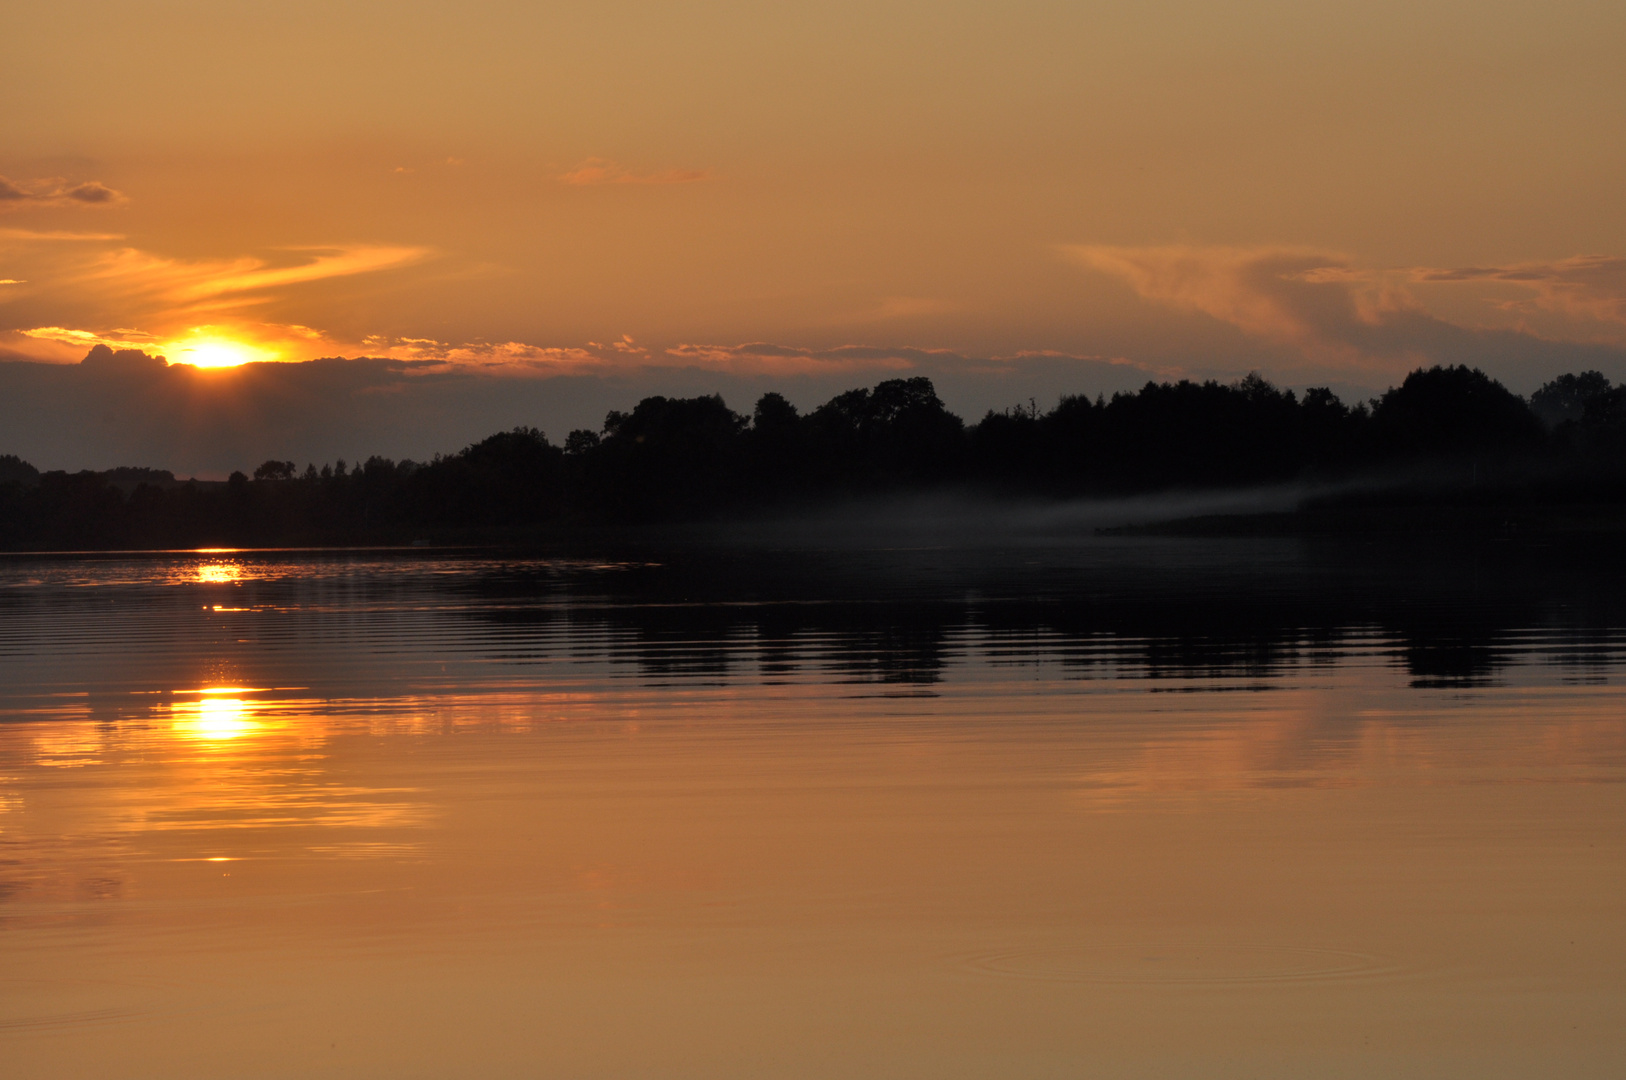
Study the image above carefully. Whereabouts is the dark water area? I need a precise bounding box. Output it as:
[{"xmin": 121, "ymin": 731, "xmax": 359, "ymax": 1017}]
[
  {"xmin": 7, "ymin": 536, "xmax": 1618, "ymax": 696},
  {"xmin": 1, "ymin": 539, "xmax": 1623, "ymax": 1078}
]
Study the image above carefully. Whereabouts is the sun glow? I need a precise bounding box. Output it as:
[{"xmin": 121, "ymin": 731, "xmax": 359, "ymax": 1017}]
[
  {"xmin": 164, "ymin": 688, "xmax": 313, "ymax": 749},
  {"xmin": 171, "ymin": 695, "xmax": 256, "ymax": 742},
  {"xmin": 168, "ymin": 338, "xmax": 276, "ymax": 368},
  {"xmin": 157, "ymin": 326, "xmax": 284, "ymax": 369},
  {"xmin": 182, "ymin": 341, "xmax": 252, "ymax": 368},
  {"xmin": 196, "ymin": 561, "xmax": 242, "ymax": 584}
]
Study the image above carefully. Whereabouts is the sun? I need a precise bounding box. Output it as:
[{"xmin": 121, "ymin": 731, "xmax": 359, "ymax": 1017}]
[
  {"xmin": 171, "ymin": 338, "xmax": 268, "ymax": 368},
  {"xmin": 157, "ymin": 325, "xmax": 287, "ymax": 367},
  {"xmin": 184, "ymin": 341, "xmax": 251, "ymax": 368}
]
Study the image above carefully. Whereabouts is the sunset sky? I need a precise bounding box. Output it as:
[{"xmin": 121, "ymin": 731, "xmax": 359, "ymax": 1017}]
[{"xmin": 5, "ymin": 0, "xmax": 1626, "ymax": 471}]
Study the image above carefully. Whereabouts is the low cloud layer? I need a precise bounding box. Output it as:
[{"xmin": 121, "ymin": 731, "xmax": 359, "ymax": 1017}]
[
  {"xmin": 663, "ymin": 342, "xmax": 942, "ymax": 374},
  {"xmin": 0, "ymin": 346, "xmax": 1159, "ymax": 476}
]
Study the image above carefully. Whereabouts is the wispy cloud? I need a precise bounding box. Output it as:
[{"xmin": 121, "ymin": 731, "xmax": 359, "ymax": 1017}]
[
  {"xmin": 558, "ymin": 158, "xmax": 709, "ymax": 186},
  {"xmin": 0, "ymin": 238, "xmax": 434, "ymax": 365},
  {"xmin": 345, "ymin": 336, "xmax": 934, "ymax": 376},
  {"xmin": 1064, "ymin": 244, "xmax": 1392, "ymax": 357},
  {"xmin": 1409, "ymin": 255, "xmax": 1626, "ymax": 326},
  {"xmin": 0, "ymin": 176, "xmax": 126, "ymax": 209},
  {"xmin": 665, "ymin": 342, "xmax": 946, "ymax": 374},
  {"xmin": 0, "ymin": 227, "xmax": 127, "ymax": 242},
  {"xmin": 1065, "ymin": 242, "xmax": 1626, "ymax": 373},
  {"xmin": 303, "ymin": 335, "xmax": 1130, "ymax": 381},
  {"xmin": 660, "ymin": 342, "xmax": 1136, "ymax": 378},
  {"xmin": 357, "ymin": 335, "xmax": 611, "ymax": 372},
  {"xmin": 76, "ymin": 244, "xmax": 432, "ymax": 310}
]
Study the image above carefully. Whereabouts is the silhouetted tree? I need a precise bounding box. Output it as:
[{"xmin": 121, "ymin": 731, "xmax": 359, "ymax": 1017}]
[
  {"xmin": 741, "ymin": 392, "xmax": 808, "ymax": 502},
  {"xmin": 564, "ymin": 430, "xmax": 601, "ymax": 455},
  {"xmin": 805, "ymin": 377, "xmax": 965, "ymax": 489},
  {"xmin": 0, "ymin": 454, "xmax": 41, "ymax": 486},
  {"xmin": 254, "ymin": 460, "xmax": 297, "ymax": 481},
  {"xmin": 1370, "ymin": 365, "xmax": 1541, "ymax": 459},
  {"xmin": 405, "ymin": 427, "xmax": 564, "ymax": 528},
  {"xmin": 583, "ymin": 395, "xmax": 748, "ymax": 521},
  {"xmin": 1531, "ymin": 371, "xmax": 1613, "ymax": 429}
]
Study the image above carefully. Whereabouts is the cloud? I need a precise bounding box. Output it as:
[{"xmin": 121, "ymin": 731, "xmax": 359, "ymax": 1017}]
[
  {"xmin": 351, "ymin": 336, "xmax": 1002, "ymax": 378},
  {"xmin": 1064, "ymin": 244, "xmax": 1385, "ymax": 355},
  {"xmin": 663, "ymin": 342, "xmax": 948, "ymax": 374},
  {"xmin": 374, "ymin": 336, "xmax": 1140, "ymax": 387},
  {"xmin": 558, "ymin": 158, "xmax": 709, "ymax": 186},
  {"xmin": 0, "ymin": 176, "xmax": 127, "ymax": 209},
  {"xmin": 346, "ymin": 335, "xmax": 916, "ymax": 376},
  {"xmin": 76, "ymin": 244, "xmax": 432, "ymax": 310},
  {"xmin": 1064, "ymin": 243, "xmax": 1626, "ymax": 379},
  {"xmin": 0, "ymin": 343, "xmax": 1163, "ymax": 475},
  {"xmin": 63, "ymin": 181, "xmax": 120, "ymax": 204},
  {"xmin": 357, "ymin": 335, "xmax": 611, "ymax": 373},
  {"xmin": 1, "ymin": 226, "xmax": 438, "ymax": 373},
  {"xmin": 1, "ymin": 240, "xmax": 433, "ymax": 352},
  {"xmin": 1410, "ymin": 255, "xmax": 1626, "ymax": 326},
  {"xmin": 18, "ymin": 327, "xmax": 120, "ymax": 349},
  {"xmin": 0, "ymin": 227, "xmax": 126, "ymax": 242}
]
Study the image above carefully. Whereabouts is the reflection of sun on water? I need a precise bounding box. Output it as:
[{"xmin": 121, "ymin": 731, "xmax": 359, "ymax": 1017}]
[
  {"xmin": 173, "ymin": 696, "xmax": 254, "ymax": 742},
  {"xmin": 170, "ymin": 689, "xmax": 271, "ymax": 743},
  {"xmin": 196, "ymin": 561, "xmax": 241, "ymax": 584}
]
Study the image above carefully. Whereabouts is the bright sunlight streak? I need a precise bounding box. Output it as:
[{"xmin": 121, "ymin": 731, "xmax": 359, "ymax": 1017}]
[
  {"xmin": 161, "ymin": 328, "xmax": 280, "ymax": 369},
  {"xmin": 169, "ymin": 340, "xmax": 258, "ymax": 368},
  {"xmin": 171, "ymin": 695, "xmax": 256, "ymax": 742}
]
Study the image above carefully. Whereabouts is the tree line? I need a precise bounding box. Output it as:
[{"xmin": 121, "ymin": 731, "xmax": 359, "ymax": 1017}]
[{"xmin": 2, "ymin": 364, "xmax": 1624, "ymax": 549}]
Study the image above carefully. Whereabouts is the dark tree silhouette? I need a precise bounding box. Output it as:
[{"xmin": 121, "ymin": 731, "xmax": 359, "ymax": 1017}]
[
  {"xmin": 254, "ymin": 460, "xmax": 298, "ymax": 481},
  {"xmin": 0, "ymin": 454, "xmax": 41, "ymax": 486},
  {"xmin": 1531, "ymin": 371, "xmax": 1613, "ymax": 429},
  {"xmin": 804, "ymin": 376, "xmax": 966, "ymax": 489},
  {"xmin": 583, "ymin": 395, "xmax": 747, "ymax": 521},
  {"xmin": 1369, "ymin": 365, "xmax": 1542, "ymax": 458},
  {"xmin": 4, "ymin": 366, "xmax": 1626, "ymax": 549}
]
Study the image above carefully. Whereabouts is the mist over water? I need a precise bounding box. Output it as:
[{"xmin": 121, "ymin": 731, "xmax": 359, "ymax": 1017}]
[
  {"xmin": 1, "ymin": 540, "xmax": 1624, "ymax": 1079},
  {"xmin": 696, "ymin": 486, "xmax": 1315, "ymax": 545}
]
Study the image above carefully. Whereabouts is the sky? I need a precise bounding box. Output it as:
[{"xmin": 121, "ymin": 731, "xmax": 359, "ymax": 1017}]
[{"xmin": 4, "ymin": 0, "xmax": 1626, "ymax": 473}]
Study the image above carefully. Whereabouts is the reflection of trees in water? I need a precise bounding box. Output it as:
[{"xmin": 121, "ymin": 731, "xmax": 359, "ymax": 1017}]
[
  {"xmin": 603, "ymin": 605, "xmax": 962, "ymax": 685},
  {"xmin": 450, "ymin": 543, "xmax": 1626, "ymax": 687},
  {"xmin": 1398, "ymin": 630, "xmax": 1511, "ymax": 688},
  {"xmin": 462, "ymin": 594, "xmax": 1603, "ymax": 688}
]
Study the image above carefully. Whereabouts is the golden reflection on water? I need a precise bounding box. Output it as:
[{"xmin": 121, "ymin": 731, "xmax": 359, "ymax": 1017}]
[
  {"xmin": 169, "ymin": 695, "xmax": 256, "ymax": 743},
  {"xmin": 193, "ymin": 561, "xmax": 242, "ymax": 585},
  {"xmin": 167, "ymin": 688, "xmax": 282, "ymax": 744},
  {"xmin": 2, "ymin": 656, "xmax": 1624, "ymax": 1076}
]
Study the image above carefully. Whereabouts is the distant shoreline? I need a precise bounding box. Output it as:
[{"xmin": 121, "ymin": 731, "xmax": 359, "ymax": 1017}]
[{"xmin": 5, "ymin": 365, "xmax": 1625, "ymax": 552}]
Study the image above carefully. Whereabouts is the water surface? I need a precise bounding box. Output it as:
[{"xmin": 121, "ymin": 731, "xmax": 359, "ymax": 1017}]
[{"xmin": 2, "ymin": 541, "xmax": 1623, "ymax": 1078}]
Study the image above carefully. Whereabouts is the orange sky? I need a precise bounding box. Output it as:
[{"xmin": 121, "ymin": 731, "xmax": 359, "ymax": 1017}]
[{"xmin": 4, "ymin": 0, "xmax": 1626, "ymax": 411}]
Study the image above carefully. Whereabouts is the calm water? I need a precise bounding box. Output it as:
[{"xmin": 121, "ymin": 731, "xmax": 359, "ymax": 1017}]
[{"xmin": 1, "ymin": 540, "xmax": 1623, "ymax": 1079}]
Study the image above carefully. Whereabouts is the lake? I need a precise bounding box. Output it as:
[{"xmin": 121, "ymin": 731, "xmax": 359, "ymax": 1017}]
[{"xmin": 1, "ymin": 538, "xmax": 1623, "ymax": 1078}]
